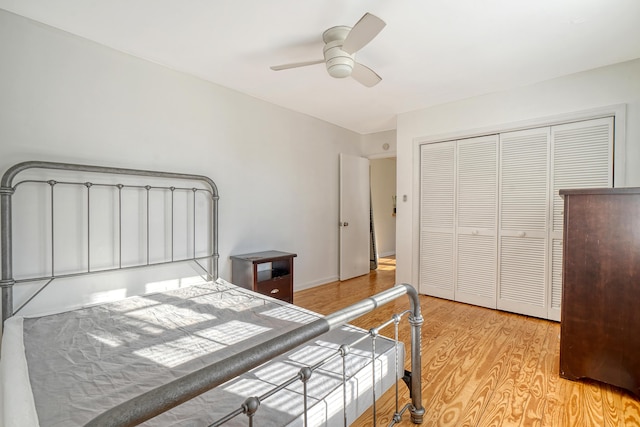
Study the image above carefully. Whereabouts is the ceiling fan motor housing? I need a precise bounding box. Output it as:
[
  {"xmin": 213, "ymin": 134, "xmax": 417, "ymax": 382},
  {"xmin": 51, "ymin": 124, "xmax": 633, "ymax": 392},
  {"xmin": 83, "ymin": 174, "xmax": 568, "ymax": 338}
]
[{"xmin": 323, "ymin": 26, "xmax": 354, "ymax": 78}]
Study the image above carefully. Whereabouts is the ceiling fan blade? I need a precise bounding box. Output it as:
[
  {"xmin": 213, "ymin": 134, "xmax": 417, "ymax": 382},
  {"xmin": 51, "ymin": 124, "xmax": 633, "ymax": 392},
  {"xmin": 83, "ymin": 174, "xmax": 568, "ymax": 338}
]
[
  {"xmin": 270, "ymin": 59, "xmax": 324, "ymax": 71},
  {"xmin": 342, "ymin": 13, "xmax": 386, "ymax": 54},
  {"xmin": 352, "ymin": 62, "xmax": 381, "ymax": 87}
]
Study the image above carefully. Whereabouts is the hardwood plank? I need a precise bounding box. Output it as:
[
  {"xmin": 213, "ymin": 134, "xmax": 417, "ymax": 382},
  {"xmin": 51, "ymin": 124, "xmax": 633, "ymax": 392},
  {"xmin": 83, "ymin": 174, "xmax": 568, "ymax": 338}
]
[
  {"xmin": 540, "ymin": 320, "xmax": 564, "ymax": 426},
  {"xmin": 521, "ymin": 321, "xmax": 558, "ymax": 427},
  {"xmin": 566, "ymin": 380, "xmax": 606, "ymax": 427},
  {"xmin": 422, "ymin": 309, "xmax": 516, "ymax": 426},
  {"xmin": 622, "ymin": 390, "xmax": 640, "ymax": 426},
  {"xmin": 473, "ymin": 316, "xmax": 543, "ymax": 426},
  {"xmin": 603, "ymin": 384, "xmax": 625, "ymax": 427},
  {"xmin": 454, "ymin": 313, "xmax": 528, "ymax": 427},
  {"xmin": 507, "ymin": 320, "xmax": 550, "ymax": 426},
  {"xmin": 421, "ymin": 303, "xmax": 483, "ymax": 387}
]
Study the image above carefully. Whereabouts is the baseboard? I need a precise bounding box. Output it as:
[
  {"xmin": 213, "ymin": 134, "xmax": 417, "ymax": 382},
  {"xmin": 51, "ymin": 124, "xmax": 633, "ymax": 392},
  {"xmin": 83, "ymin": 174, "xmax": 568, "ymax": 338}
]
[
  {"xmin": 378, "ymin": 251, "xmax": 396, "ymax": 258},
  {"xmin": 294, "ymin": 276, "xmax": 339, "ymax": 292}
]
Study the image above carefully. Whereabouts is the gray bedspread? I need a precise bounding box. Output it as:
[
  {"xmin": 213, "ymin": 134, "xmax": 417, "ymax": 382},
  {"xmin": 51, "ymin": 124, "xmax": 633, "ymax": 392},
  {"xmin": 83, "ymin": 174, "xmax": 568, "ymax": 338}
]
[{"xmin": 20, "ymin": 279, "xmax": 401, "ymax": 426}]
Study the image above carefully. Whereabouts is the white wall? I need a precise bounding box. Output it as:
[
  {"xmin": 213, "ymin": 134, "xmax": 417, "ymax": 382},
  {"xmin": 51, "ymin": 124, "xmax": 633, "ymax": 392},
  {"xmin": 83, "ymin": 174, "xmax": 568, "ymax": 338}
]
[
  {"xmin": 370, "ymin": 158, "xmax": 396, "ymax": 257},
  {"xmin": 0, "ymin": 10, "xmax": 363, "ymax": 314},
  {"xmin": 396, "ymin": 58, "xmax": 640, "ymax": 286},
  {"xmin": 362, "ymin": 130, "xmax": 397, "ymax": 158}
]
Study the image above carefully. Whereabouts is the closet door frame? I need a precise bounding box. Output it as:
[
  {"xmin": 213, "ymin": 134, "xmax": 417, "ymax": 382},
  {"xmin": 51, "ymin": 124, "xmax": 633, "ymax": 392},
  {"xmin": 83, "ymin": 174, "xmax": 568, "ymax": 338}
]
[{"xmin": 412, "ymin": 105, "xmax": 625, "ymax": 320}]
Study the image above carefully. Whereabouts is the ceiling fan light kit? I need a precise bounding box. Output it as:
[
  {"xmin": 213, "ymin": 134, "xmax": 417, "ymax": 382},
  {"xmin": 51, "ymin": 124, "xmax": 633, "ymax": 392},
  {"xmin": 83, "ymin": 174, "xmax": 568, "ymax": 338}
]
[
  {"xmin": 323, "ymin": 37, "xmax": 355, "ymax": 78},
  {"xmin": 270, "ymin": 13, "xmax": 386, "ymax": 87}
]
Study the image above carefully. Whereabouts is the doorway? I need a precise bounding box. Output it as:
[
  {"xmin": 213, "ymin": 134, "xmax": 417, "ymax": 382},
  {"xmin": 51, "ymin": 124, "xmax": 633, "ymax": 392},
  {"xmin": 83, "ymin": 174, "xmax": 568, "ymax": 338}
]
[{"xmin": 370, "ymin": 157, "xmax": 397, "ymax": 267}]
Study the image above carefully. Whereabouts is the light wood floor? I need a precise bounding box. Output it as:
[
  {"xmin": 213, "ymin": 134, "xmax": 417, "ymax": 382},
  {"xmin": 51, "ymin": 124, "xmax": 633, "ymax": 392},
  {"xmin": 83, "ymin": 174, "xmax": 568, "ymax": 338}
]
[{"xmin": 294, "ymin": 257, "xmax": 640, "ymax": 427}]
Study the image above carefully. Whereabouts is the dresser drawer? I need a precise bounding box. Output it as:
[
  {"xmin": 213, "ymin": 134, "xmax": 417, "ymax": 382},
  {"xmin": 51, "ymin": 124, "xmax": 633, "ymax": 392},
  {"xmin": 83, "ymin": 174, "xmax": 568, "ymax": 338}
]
[{"xmin": 256, "ymin": 275, "xmax": 292, "ymax": 303}]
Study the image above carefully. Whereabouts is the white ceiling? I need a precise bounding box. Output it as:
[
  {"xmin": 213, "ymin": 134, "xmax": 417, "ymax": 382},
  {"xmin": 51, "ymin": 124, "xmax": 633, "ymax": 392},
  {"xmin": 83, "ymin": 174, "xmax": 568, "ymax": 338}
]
[{"xmin": 2, "ymin": 0, "xmax": 640, "ymax": 134}]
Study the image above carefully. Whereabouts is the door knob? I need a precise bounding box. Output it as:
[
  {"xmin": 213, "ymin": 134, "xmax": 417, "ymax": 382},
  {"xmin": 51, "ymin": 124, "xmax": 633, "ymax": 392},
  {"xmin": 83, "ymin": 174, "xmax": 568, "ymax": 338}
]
[{"xmin": 343, "ymin": 222, "xmax": 349, "ymax": 227}]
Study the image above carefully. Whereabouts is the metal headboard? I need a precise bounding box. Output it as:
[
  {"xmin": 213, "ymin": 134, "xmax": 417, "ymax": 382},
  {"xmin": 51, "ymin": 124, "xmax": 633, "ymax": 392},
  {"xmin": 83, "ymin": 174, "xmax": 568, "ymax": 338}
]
[{"xmin": 1, "ymin": 161, "xmax": 219, "ymax": 325}]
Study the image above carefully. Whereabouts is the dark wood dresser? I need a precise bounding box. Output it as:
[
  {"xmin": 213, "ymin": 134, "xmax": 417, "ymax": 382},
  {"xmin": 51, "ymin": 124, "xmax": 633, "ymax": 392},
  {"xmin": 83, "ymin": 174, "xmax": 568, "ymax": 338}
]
[
  {"xmin": 559, "ymin": 188, "xmax": 640, "ymax": 396},
  {"xmin": 230, "ymin": 250, "xmax": 297, "ymax": 303}
]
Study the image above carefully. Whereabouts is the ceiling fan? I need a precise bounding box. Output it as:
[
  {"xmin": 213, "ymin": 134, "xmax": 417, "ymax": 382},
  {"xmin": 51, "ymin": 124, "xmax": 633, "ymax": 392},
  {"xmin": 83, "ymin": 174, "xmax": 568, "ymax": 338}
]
[{"xmin": 270, "ymin": 13, "xmax": 386, "ymax": 87}]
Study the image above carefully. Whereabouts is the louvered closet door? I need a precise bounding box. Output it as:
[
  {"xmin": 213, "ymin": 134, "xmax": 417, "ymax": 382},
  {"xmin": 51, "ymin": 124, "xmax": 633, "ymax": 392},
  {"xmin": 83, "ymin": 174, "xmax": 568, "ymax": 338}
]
[
  {"xmin": 420, "ymin": 141, "xmax": 455, "ymax": 299},
  {"xmin": 548, "ymin": 117, "xmax": 613, "ymax": 321},
  {"xmin": 498, "ymin": 127, "xmax": 550, "ymax": 318},
  {"xmin": 456, "ymin": 135, "xmax": 498, "ymax": 309}
]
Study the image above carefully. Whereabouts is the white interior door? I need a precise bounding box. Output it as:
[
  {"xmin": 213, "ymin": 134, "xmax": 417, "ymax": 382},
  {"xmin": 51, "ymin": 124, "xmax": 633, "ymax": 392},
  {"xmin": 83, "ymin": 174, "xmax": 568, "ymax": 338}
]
[
  {"xmin": 456, "ymin": 135, "xmax": 498, "ymax": 309},
  {"xmin": 419, "ymin": 141, "xmax": 456, "ymax": 299},
  {"xmin": 339, "ymin": 153, "xmax": 370, "ymax": 281},
  {"xmin": 498, "ymin": 127, "xmax": 550, "ymax": 318},
  {"xmin": 548, "ymin": 117, "xmax": 613, "ymax": 320}
]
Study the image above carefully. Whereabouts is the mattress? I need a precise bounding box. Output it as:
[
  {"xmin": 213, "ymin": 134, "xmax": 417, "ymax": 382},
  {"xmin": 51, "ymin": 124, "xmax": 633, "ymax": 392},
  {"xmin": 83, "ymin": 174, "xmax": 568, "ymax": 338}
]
[{"xmin": 1, "ymin": 279, "xmax": 403, "ymax": 426}]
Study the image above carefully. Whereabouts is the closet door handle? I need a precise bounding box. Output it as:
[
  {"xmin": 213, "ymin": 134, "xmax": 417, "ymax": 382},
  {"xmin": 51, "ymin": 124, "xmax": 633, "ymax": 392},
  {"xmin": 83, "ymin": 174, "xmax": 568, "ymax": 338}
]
[{"xmin": 518, "ymin": 231, "xmax": 526, "ymax": 238}]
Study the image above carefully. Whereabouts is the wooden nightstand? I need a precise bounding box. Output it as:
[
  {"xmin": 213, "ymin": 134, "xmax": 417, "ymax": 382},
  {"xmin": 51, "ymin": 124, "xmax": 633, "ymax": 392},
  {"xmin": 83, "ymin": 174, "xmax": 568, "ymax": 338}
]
[{"xmin": 230, "ymin": 250, "xmax": 297, "ymax": 303}]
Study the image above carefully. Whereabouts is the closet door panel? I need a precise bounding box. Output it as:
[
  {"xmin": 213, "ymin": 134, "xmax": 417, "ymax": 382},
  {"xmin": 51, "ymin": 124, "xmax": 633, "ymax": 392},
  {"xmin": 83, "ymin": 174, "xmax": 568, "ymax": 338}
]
[
  {"xmin": 499, "ymin": 236, "xmax": 547, "ymax": 317},
  {"xmin": 551, "ymin": 117, "xmax": 613, "ymax": 232},
  {"xmin": 420, "ymin": 141, "xmax": 456, "ymax": 298},
  {"xmin": 457, "ymin": 136, "xmax": 497, "ymax": 230},
  {"xmin": 550, "ymin": 239, "xmax": 563, "ymax": 316},
  {"xmin": 420, "ymin": 231, "xmax": 454, "ymax": 297},
  {"xmin": 498, "ymin": 128, "xmax": 550, "ymax": 317},
  {"xmin": 548, "ymin": 117, "xmax": 613, "ymax": 320},
  {"xmin": 456, "ymin": 135, "xmax": 497, "ymax": 308},
  {"xmin": 457, "ymin": 233, "xmax": 496, "ymax": 306},
  {"xmin": 500, "ymin": 129, "xmax": 549, "ymax": 233}
]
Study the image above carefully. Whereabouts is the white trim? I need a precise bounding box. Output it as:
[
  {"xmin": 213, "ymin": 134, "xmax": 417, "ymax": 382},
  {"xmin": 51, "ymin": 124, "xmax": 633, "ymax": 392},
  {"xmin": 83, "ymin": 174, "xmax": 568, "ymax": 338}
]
[
  {"xmin": 367, "ymin": 152, "xmax": 397, "ymax": 160},
  {"xmin": 378, "ymin": 251, "xmax": 396, "ymax": 258},
  {"xmin": 413, "ymin": 104, "xmax": 624, "ymax": 144},
  {"xmin": 411, "ymin": 140, "xmax": 422, "ymax": 291},
  {"xmin": 412, "ymin": 104, "xmax": 626, "ymax": 186},
  {"xmin": 294, "ymin": 275, "xmax": 340, "ymax": 291}
]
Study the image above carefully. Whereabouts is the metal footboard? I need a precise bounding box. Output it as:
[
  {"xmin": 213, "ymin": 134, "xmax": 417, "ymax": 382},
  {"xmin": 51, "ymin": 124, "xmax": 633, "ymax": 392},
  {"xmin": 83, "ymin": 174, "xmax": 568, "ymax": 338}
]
[{"xmin": 85, "ymin": 284, "xmax": 425, "ymax": 426}]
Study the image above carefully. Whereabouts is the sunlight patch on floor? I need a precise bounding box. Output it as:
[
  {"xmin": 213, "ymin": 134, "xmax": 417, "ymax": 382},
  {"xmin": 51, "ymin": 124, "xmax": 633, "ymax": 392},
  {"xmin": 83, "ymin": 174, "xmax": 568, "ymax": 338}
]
[{"xmin": 376, "ymin": 256, "xmax": 396, "ymax": 271}]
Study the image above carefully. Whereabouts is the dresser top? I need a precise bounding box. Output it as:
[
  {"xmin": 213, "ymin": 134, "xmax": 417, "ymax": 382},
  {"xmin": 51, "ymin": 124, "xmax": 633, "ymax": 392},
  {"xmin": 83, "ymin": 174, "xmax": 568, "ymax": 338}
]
[{"xmin": 560, "ymin": 187, "xmax": 640, "ymax": 196}]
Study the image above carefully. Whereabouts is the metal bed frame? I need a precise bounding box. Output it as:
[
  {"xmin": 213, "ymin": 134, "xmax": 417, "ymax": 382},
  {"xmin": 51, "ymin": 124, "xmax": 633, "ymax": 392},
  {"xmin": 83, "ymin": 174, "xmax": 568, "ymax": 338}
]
[{"xmin": 0, "ymin": 160, "xmax": 424, "ymax": 426}]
